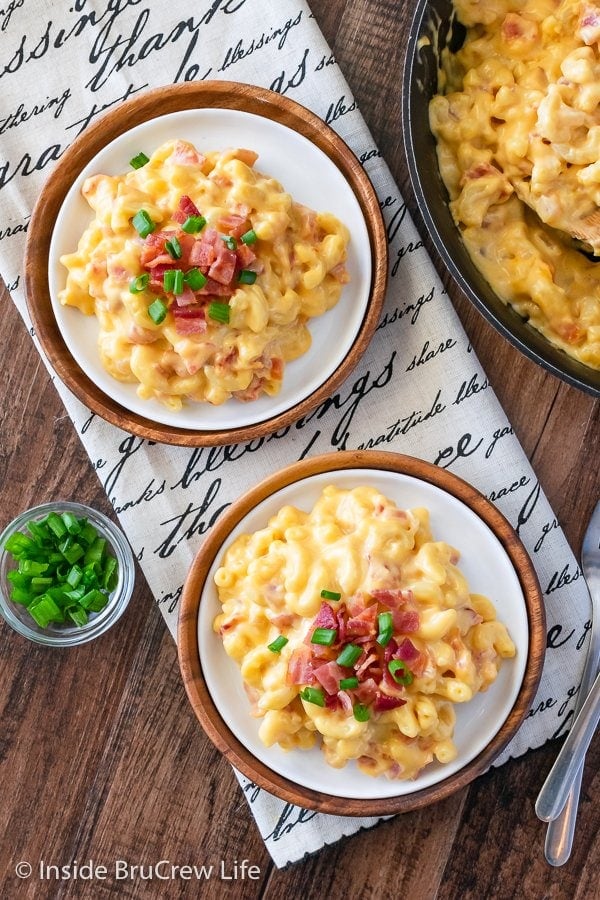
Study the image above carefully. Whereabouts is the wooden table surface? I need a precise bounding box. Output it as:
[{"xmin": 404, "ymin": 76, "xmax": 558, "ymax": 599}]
[{"xmin": 1, "ymin": 2, "xmax": 598, "ymax": 898}]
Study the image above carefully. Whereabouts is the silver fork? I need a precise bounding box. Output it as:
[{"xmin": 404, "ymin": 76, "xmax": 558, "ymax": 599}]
[{"xmin": 535, "ymin": 500, "xmax": 600, "ymax": 865}]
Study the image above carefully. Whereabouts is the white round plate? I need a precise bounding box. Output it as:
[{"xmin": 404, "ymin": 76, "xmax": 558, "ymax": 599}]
[
  {"xmin": 48, "ymin": 108, "xmax": 371, "ymax": 431},
  {"xmin": 198, "ymin": 468, "xmax": 529, "ymax": 799}
]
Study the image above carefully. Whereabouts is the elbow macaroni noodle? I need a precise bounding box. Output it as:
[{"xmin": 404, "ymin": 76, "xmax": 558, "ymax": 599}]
[
  {"xmin": 214, "ymin": 486, "xmax": 516, "ymax": 780},
  {"xmin": 59, "ymin": 140, "xmax": 350, "ymax": 408},
  {"xmin": 429, "ymin": 0, "xmax": 600, "ymax": 370}
]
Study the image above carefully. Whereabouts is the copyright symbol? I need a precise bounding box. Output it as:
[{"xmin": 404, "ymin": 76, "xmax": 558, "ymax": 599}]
[{"xmin": 15, "ymin": 861, "xmax": 32, "ymax": 878}]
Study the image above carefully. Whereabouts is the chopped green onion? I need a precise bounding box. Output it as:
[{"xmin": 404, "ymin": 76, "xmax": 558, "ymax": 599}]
[
  {"xmin": 27, "ymin": 594, "xmax": 64, "ymax": 628},
  {"xmin": 61, "ymin": 512, "xmax": 81, "ymax": 535},
  {"xmin": 46, "ymin": 512, "xmax": 67, "ymax": 539},
  {"xmin": 80, "ymin": 589, "xmax": 108, "ymax": 612},
  {"xmin": 388, "ymin": 659, "xmax": 414, "ymax": 686},
  {"xmin": 241, "ymin": 228, "xmax": 257, "ymax": 245},
  {"xmin": 30, "ymin": 576, "xmax": 53, "ymax": 593},
  {"xmin": 3, "ymin": 510, "xmax": 119, "ymax": 630},
  {"xmin": 130, "ymin": 152, "xmax": 150, "ymax": 169},
  {"xmin": 67, "ymin": 606, "xmax": 88, "ymax": 627},
  {"xmin": 184, "ymin": 268, "xmax": 207, "ymax": 290},
  {"xmin": 165, "ymin": 236, "xmax": 182, "ymax": 259},
  {"xmin": 339, "ymin": 676, "xmax": 359, "ymax": 690},
  {"xmin": 300, "ymin": 686, "xmax": 326, "ymax": 707},
  {"xmin": 320, "ymin": 589, "xmax": 341, "ymax": 601},
  {"xmin": 10, "ymin": 587, "xmax": 31, "ymax": 605},
  {"xmin": 238, "ymin": 269, "xmax": 257, "ymax": 285},
  {"xmin": 60, "ymin": 540, "xmax": 84, "ymax": 565},
  {"xmin": 84, "ymin": 537, "xmax": 106, "ymax": 566},
  {"xmin": 268, "ymin": 635, "xmax": 289, "ymax": 653},
  {"xmin": 208, "ymin": 302, "xmax": 230, "ymax": 324},
  {"xmin": 336, "ymin": 644, "xmax": 363, "ymax": 668},
  {"xmin": 353, "ymin": 703, "xmax": 370, "ymax": 722},
  {"xmin": 148, "ymin": 299, "xmax": 168, "ymax": 325},
  {"xmin": 163, "ymin": 269, "xmax": 184, "ymax": 294},
  {"xmin": 132, "ymin": 209, "xmax": 156, "ymax": 238},
  {"xmin": 181, "ymin": 215, "xmax": 206, "ymax": 234},
  {"xmin": 5, "ymin": 532, "xmax": 37, "ymax": 556},
  {"xmin": 102, "ymin": 556, "xmax": 118, "ymax": 591},
  {"xmin": 221, "ymin": 234, "xmax": 237, "ymax": 250},
  {"xmin": 7, "ymin": 571, "xmax": 29, "ymax": 588},
  {"xmin": 66, "ymin": 564, "xmax": 83, "ymax": 588},
  {"xmin": 18, "ymin": 559, "xmax": 49, "ymax": 576},
  {"xmin": 26, "ymin": 520, "xmax": 51, "ymax": 543},
  {"xmin": 376, "ymin": 611, "xmax": 393, "ymax": 647},
  {"xmin": 79, "ymin": 522, "xmax": 97, "ymax": 546},
  {"xmin": 130, "ymin": 274, "xmax": 150, "ymax": 294},
  {"xmin": 311, "ymin": 627, "xmax": 337, "ymax": 647}
]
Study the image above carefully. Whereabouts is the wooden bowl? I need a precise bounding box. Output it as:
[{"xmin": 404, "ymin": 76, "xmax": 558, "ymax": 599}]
[
  {"xmin": 25, "ymin": 82, "xmax": 387, "ymax": 446},
  {"xmin": 178, "ymin": 450, "xmax": 545, "ymax": 815}
]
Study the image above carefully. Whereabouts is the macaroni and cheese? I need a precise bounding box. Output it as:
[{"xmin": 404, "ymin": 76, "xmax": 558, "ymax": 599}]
[
  {"xmin": 429, "ymin": 0, "xmax": 600, "ymax": 369},
  {"xmin": 213, "ymin": 485, "xmax": 515, "ymax": 780},
  {"xmin": 59, "ymin": 140, "xmax": 350, "ymax": 408}
]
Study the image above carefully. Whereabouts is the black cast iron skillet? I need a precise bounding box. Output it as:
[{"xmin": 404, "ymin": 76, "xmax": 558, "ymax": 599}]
[{"xmin": 402, "ymin": 0, "xmax": 600, "ymax": 397}]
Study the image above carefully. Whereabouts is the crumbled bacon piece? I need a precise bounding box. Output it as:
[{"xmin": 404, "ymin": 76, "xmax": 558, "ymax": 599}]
[
  {"xmin": 337, "ymin": 690, "xmax": 353, "ymax": 715},
  {"xmin": 346, "ymin": 594, "xmax": 367, "ymax": 617},
  {"xmin": 555, "ymin": 321, "xmax": 586, "ymax": 345},
  {"xmin": 189, "ymin": 229, "xmax": 219, "ymax": 268},
  {"xmin": 196, "ymin": 277, "xmax": 233, "ymax": 297},
  {"xmin": 346, "ymin": 604, "xmax": 378, "ymax": 637},
  {"xmin": 393, "ymin": 610, "xmax": 420, "ymax": 633},
  {"xmin": 462, "ymin": 162, "xmax": 502, "ymax": 182},
  {"xmin": 174, "ymin": 284, "xmax": 198, "ymax": 307},
  {"xmin": 354, "ymin": 678, "xmax": 378, "ymax": 705},
  {"xmin": 355, "ymin": 651, "xmax": 378, "ymax": 678},
  {"xmin": 172, "ymin": 307, "xmax": 207, "ymax": 334},
  {"xmin": 216, "ymin": 213, "xmax": 248, "ymax": 238},
  {"xmin": 314, "ymin": 661, "xmax": 347, "ymax": 695},
  {"xmin": 374, "ymin": 694, "xmax": 406, "ymax": 712},
  {"xmin": 371, "ymin": 589, "xmax": 413, "ymax": 609},
  {"xmin": 270, "ymin": 357, "xmax": 284, "ymax": 380},
  {"xmin": 500, "ymin": 12, "xmax": 539, "ymax": 44},
  {"xmin": 140, "ymin": 231, "xmax": 178, "ymax": 268},
  {"xmin": 579, "ymin": 5, "xmax": 600, "ymax": 44},
  {"xmin": 173, "ymin": 195, "xmax": 201, "ymax": 224},
  {"xmin": 395, "ymin": 638, "xmax": 420, "ymax": 662},
  {"xmin": 236, "ymin": 242, "xmax": 257, "ymax": 268},
  {"xmin": 168, "ymin": 141, "xmax": 206, "ymax": 167},
  {"xmin": 311, "ymin": 602, "xmax": 338, "ymax": 631},
  {"xmin": 287, "ymin": 646, "xmax": 315, "ymax": 685},
  {"xmin": 209, "ymin": 247, "xmax": 237, "ymax": 285},
  {"xmin": 147, "ymin": 263, "xmax": 176, "ymax": 291}
]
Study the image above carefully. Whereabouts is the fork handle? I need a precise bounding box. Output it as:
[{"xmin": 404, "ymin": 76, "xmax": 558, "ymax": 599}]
[
  {"xmin": 543, "ymin": 764, "xmax": 583, "ymax": 865},
  {"xmin": 535, "ymin": 669, "xmax": 600, "ymax": 822}
]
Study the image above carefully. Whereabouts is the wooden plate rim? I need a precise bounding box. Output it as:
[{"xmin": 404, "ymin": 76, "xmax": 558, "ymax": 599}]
[
  {"xmin": 24, "ymin": 81, "xmax": 387, "ymax": 446},
  {"xmin": 178, "ymin": 449, "xmax": 546, "ymax": 816}
]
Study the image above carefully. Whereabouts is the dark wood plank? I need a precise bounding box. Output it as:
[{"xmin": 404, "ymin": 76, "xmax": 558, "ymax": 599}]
[{"xmin": 0, "ymin": 0, "xmax": 598, "ymax": 898}]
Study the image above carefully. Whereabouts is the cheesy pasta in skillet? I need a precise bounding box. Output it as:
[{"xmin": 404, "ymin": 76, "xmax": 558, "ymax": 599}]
[
  {"xmin": 59, "ymin": 140, "xmax": 350, "ymax": 408},
  {"xmin": 429, "ymin": 0, "xmax": 600, "ymax": 370},
  {"xmin": 213, "ymin": 486, "xmax": 515, "ymax": 780}
]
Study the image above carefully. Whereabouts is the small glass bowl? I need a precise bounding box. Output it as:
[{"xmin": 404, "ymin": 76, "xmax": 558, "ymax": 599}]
[{"xmin": 0, "ymin": 501, "xmax": 135, "ymax": 646}]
